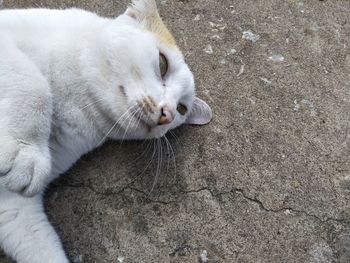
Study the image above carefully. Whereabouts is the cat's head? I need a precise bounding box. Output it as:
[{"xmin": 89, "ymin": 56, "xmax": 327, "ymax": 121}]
[{"xmin": 99, "ymin": 0, "xmax": 212, "ymax": 139}]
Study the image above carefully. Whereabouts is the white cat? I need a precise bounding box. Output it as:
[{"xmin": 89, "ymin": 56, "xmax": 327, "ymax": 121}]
[{"xmin": 0, "ymin": 0, "xmax": 211, "ymax": 262}]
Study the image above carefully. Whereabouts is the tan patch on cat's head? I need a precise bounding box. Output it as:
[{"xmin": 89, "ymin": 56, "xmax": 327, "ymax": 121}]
[
  {"xmin": 143, "ymin": 12, "xmax": 177, "ymax": 48},
  {"xmin": 138, "ymin": 96, "xmax": 157, "ymax": 114},
  {"xmin": 125, "ymin": 0, "xmax": 178, "ymax": 49}
]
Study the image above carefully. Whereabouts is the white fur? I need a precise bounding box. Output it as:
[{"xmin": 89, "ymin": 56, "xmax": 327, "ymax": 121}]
[{"xmin": 0, "ymin": 1, "xmax": 212, "ymax": 262}]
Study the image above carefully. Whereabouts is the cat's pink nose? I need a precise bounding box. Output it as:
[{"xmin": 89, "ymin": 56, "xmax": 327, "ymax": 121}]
[{"xmin": 158, "ymin": 107, "xmax": 174, "ymax": 125}]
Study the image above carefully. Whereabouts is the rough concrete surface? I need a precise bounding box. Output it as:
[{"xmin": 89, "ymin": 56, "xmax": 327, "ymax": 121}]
[{"xmin": 1, "ymin": 0, "xmax": 350, "ymax": 262}]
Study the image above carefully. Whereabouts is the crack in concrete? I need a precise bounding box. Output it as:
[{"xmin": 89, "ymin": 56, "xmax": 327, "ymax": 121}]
[
  {"xmin": 51, "ymin": 182, "xmax": 131, "ymax": 198},
  {"xmin": 181, "ymin": 187, "xmax": 350, "ymax": 225},
  {"xmin": 127, "ymin": 187, "xmax": 176, "ymax": 205},
  {"xmin": 51, "ymin": 184, "xmax": 350, "ymax": 226},
  {"xmin": 233, "ymin": 188, "xmax": 350, "ymax": 225},
  {"xmin": 51, "ymin": 183, "xmax": 176, "ymax": 205}
]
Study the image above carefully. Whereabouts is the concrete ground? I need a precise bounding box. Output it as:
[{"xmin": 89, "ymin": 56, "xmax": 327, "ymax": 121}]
[{"xmin": 1, "ymin": 0, "xmax": 350, "ymax": 262}]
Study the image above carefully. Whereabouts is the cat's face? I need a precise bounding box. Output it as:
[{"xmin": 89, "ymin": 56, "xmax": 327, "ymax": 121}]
[{"xmin": 100, "ymin": 0, "xmax": 211, "ymax": 139}]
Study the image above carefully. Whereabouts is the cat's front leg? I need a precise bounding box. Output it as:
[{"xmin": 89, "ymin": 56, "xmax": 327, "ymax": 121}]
[
  {"xmin": 0, "ymin": 43, "xmax": 53, "ymax": 196},
  {"xmin": 0, "ymin": 189, "xmax": 69, "ymax": 263}
]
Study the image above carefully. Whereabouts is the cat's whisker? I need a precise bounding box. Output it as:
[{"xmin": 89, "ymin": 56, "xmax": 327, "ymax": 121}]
[
  {"xmin": 166, "ymin": 138, "xmax": 177, "ymax": 177},
  {"xmin": 115, "ymin": 111, "xmax": 137, "ymax": 142},
  {"xmin": 98, "ymin": 105, "xmax": 135, "ymax": 145},
  {"xmin": 144, "ymin": 139, "xmax": 157, "ymax": 178},
  {"xmin": 115, "ymin": 105, "xmax": 138, "ymax": 128},
  {"xmin": 118, "ymin": 142, "xmax": 153, "ymax": 189},
  {"xmin": 135, "ymin": 139, "xmax": 156, "ymax": 178},
  {"xmin": 157, "ymin": 136, "xmax": 171, "ymax": 188},
  {"xmin": 169, "ymin": 130, "xmax": 180, "ymax": 144},
  {"xmin": 134, "ymin": 103, "xmax": 145, "ymax": 131},
  {"xmin": 162, "ymin": 136, "xmax": 171, "ymax": 173},
  {"xmin": 149, "ymin": 137, "xmax": 163, "ymax": 195},
  {"xmin": 164, "ymin": 134, "xmax": 177, "ymax": 178},
  {"xmin": 120, "ymin": 106, "xmax": 142, "ymax": 144},
  {"xmin": 112, "ymin": 109, "xmax": 135, "ymax": 137},
  {"xmin": 124, "ymin": 103, "xmax": 144, "ymax": 139},
  {"xmin": 160, "ymin": 136, "xmax": 163, "ymax": 180},
  {"xmin": 148, "ymin": 139, "xmax": 159, "ymax": 195},
  {"xmin": 79, "ymin": 98, "xmax": 105, "ymax": 111},
  {"xmin": 134, "ymin": 138, "xmax": 152, "ymax": 163}
]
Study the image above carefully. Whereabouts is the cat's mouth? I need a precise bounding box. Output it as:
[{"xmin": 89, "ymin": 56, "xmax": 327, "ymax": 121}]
[
  {"xmin": 125, "ymin": 103, "xmax": 172, "ymax": 138},
  {"xmin": 135, "ymin": 115, "xmax": 170, "ymax": 138}
]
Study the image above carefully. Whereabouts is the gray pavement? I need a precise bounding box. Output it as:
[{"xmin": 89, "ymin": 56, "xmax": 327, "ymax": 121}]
[{"xmin": 1, "ymin": 0, "xmax": 350, "ymax": 262}]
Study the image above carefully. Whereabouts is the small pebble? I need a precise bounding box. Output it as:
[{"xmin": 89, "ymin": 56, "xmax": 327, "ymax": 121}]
[
  {"xmin": 200, "ymin": 250, "xmax": 208, "ymax": 263},
  {"xmin": 204, "ymin": 44, "xmax": 213, "ymax": 54},
  {"xmin": 242, "ymin": 30, "xmax": 260, "ymax": 43},
  {"xmin": 268, "ymin": 54, "xmax": 285, "ymax": 62}
]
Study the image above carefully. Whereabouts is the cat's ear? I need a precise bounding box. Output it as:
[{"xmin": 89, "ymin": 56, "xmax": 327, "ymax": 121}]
[
  {"xmin": 124, "ymin": 0, "xmax": 157, "ymax": 21},
  {"xmin": 124, "ymin": 0, "xmax": 177, "ymax": 47},
  {"xmin": 185, "ymin": 97, "xmax": 213, "ymax": 125}
]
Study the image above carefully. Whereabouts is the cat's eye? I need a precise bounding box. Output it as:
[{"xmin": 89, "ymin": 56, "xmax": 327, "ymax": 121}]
[
  {"xmin": 177, "ymin": 104, "xmax": 187, "ymax": 115},
  {"xmin": 159, "ymin": 53, "xmax": 168, "ymax": 78}
]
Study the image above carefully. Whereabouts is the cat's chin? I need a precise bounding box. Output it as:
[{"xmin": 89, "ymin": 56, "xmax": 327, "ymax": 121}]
[
  {"xmin": 143, "ymin": 126, "xmax": 168, "ymax": 139},
  {"xmin": 131, "ymin": 119, "xmax": 166, "ymax": 139},
  {"xmin": 123, "ymin": 124, "xmax": 166, "ymax": 140}
]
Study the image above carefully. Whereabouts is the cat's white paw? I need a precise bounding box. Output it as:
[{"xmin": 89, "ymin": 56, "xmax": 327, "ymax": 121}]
[{"xmin": 0, "ymin": 138, "xmax": 51, "ymax": 196}]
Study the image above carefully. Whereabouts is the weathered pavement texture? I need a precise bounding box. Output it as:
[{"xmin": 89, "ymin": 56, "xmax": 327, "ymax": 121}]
[{"xmin": 1, "ymin": 0, "xmax": 350, "ymax": 262}]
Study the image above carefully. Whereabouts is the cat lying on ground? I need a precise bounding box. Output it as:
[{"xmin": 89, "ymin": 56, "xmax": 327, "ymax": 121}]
[{"xmin": 0, "ymin": 0, "xmax": 212, "ymax": 262}]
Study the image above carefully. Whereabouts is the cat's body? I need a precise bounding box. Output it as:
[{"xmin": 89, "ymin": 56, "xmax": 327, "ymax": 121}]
[
  {"xmin": 1, "ymin": 9, "xmax": 107, "ymax": 177},
  {"xmin": 0, "ymin": 1, "xmax": 211, "ymax": 262}
]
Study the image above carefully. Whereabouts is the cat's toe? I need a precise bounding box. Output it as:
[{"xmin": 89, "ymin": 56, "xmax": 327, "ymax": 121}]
[
  {"xmin": 21, "ymin": 149, "xmax": 51, "ymax": 197},
  {"xmin": 0, "ymin": 137, "xmax": 20, "ymax": 176},
  {"xmin": 1, "ymin": 156, "xmax": 33, "ymax": 193},
  {"xmin": 0, "ymin": 144, "xmax": 51, "ymax": 196}
]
